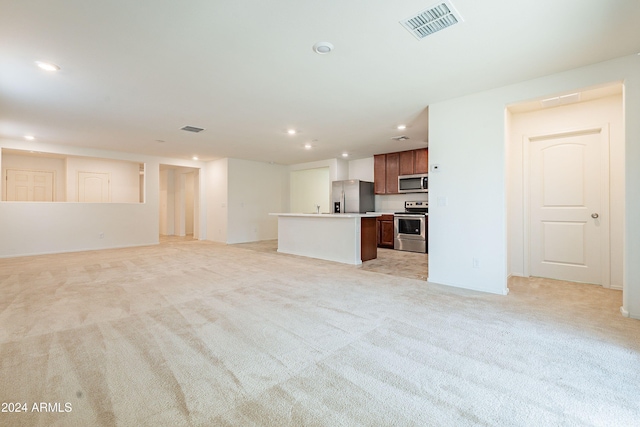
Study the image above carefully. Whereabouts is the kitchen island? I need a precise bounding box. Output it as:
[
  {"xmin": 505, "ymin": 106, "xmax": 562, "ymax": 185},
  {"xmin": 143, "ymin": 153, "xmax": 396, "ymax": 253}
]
[{"xmin": 269, "ymin": 213, "xmax": 381, "ymax": 265}]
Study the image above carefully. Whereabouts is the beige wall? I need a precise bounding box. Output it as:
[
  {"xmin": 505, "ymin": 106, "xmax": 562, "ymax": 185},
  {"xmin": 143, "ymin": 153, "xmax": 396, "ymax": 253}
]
[{"xmin": 290, "ymin": 167, "xmax": 330, "ymax": 214}]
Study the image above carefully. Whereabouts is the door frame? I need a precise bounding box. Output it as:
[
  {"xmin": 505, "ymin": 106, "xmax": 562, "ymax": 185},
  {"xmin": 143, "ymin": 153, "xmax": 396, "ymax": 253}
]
[{"xmin": 522, "ymin": 124, "xmax": 610, "ymax": 287}]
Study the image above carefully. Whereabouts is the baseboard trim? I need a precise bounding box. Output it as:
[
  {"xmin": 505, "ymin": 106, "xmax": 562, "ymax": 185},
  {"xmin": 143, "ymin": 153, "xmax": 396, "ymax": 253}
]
[
  {"xmin": 426, "ymin": 276, "xmax": 508, "ymax": 295},
  {"xmin": 0, "ymin": 242, "xmax": 158, "ymax": 259}
]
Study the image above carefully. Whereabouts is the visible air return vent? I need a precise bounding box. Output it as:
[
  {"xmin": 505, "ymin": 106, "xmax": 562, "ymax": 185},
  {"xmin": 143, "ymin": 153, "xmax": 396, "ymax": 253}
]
[
  {"xmin": 391, "ymin": 135, "xmax": 410, "ymax": 141},
  {"xmin": 400, "ymin": 1, "xmax": 463, "ymax": 40},
  {"xmin": 180, "ymin": 125, "xmax": 205, "ymax": 133}
]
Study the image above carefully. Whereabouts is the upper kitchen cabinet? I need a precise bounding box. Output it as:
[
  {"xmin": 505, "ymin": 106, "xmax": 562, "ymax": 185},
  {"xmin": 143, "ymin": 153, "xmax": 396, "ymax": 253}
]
[
  {"xmin": 414, "ymin": 148, "xmax": 429, "ymax": 174},
  {"xmin": 399, "ymin": 150, "xmax": 414, "ymax": 176},
  {"xmin": 385, "ymin": 153, "xmax": 399, "ymax": 194},
  {"xmin": 374, "ymin": 154, "xmax": 387, "ymax": 194},
  {"xmin": 374, "ymin": 148, "xmax": 428, "ymax": 194}
]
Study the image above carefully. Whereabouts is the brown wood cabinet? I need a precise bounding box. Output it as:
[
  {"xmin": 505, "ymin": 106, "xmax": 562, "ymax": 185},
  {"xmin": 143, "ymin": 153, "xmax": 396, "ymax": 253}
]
[
  {"xmin": 385, "ymin": 153, "xmax": 399, "ymax": 194},
  {"xmin": 374, "ymin": 154, "xmax": 387, "ymax": 194},
  {"xmin": 399, "ymin": 150, "xmax": 415, "ymax": 176},
  {"xmin": 361, "ymin": 217, "xmax": 378, "ymax": 261},
  {"xmin": 377, "ymin": 215, "xmax": 395, "ymax": 248},
  {"xmin": 374, "ymin": 148, "xmax": 428, "ymax": 194},
  {"xmin": 414, "ymin": 148, "xmax": 429, "ymax": 174}
]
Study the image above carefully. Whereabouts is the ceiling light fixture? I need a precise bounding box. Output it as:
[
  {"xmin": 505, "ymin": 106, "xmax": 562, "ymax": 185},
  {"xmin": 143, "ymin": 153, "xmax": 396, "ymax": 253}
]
[
  {"xmin": 342, "ymin": 153, "xmax": 349, "ymax": 158},
  {"xmin": 35, "ymin": 61, "xmax": 60, "ymax": 72},
  {"xmin": 397, "ymin": 124, "xmax": 406, "ymax": 130},
  {"xmin": 312, "ymin": 42, "xmax": 334, "ymax": 54},
  {"xmin": 24, "ymin": 135, "xmax": 35, "ymax": 140},
  {"xmin": 192, "ymin": 156, "xmax": 199, "ymax": 160},
  {"xmin": 287, "ymin": 129, "xmax": 297, "ymax": 135},
  {"xmin": 304, "ymin": 143, "xmax": 312, "ymax": 149}
]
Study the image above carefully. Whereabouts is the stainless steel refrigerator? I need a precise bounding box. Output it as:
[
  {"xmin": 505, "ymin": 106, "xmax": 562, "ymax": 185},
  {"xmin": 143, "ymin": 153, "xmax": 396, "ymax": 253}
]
[{"xmin": 331, "ymin": 180, "xmax": 375, "ymax": 213}]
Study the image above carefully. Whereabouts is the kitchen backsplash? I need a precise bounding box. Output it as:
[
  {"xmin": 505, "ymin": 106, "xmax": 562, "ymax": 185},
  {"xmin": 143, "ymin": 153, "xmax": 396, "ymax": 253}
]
[{"xmin": 375, "ymin": 193, "xmax": 429, "ymax": 212}]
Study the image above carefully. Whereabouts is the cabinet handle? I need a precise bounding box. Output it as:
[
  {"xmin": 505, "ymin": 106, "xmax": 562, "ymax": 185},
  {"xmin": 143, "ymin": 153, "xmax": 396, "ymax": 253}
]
[{"xmin": 591, "ymin": 213, "xmax": 599, "ymax": 219}]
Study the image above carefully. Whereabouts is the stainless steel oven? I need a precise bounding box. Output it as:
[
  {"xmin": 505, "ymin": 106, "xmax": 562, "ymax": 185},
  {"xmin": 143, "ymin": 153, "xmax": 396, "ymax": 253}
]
[{"xmin": 394, "ymin": 201, "xmax": 428, "ymax": 253}]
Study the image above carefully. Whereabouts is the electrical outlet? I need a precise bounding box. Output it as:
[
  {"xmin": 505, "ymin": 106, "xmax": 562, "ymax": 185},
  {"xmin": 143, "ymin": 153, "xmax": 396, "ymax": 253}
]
[
  {"xmin": 99, "ymin": 232, "xmax": 104, "ymax": 239},
  {"xmin": 472, "ymin": 258, "xmax": 480, "ymax": 268}
]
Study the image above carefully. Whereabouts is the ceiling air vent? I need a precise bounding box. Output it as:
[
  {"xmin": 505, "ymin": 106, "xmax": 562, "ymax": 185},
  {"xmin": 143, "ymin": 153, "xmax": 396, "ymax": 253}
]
[
  {"xmin": 180, "ymin": 125, "xmax": 205, "ymax": 133},
  {"xmin": 400, "ymin": 1, "xmax": 463, "ymax": 40},
  {"xmin": 391, "ymin": 135, "xmax": 410, "ymax": 141}
]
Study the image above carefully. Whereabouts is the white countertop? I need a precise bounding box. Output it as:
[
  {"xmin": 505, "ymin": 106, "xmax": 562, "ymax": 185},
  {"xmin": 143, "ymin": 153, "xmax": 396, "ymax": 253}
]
[{"xmin": 269, "ymin": 213, "xmax": 381, "ymax": 218}]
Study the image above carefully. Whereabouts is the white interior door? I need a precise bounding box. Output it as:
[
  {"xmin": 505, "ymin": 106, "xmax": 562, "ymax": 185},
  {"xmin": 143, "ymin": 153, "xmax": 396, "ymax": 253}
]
[
  {"xmin": 528, "ymin": 126, "xmax": 609, "ymax": 285},
  {"xmin": 5, "ymin": 169, "xmax": 54, "ymax": 201},
  {"xmin": 78, "ymin": 172, "xmax": 110, "ymax": 202}
]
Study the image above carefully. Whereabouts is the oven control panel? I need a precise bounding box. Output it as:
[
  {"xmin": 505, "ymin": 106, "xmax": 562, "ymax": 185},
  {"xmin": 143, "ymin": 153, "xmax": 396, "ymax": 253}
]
[{"xmin": 405, "ymin": 201, "xmax": 428, "ymax": 209}]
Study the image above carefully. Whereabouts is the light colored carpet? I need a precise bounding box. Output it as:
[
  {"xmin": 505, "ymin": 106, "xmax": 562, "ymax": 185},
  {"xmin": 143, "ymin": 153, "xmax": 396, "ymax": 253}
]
[{"xmin": 0, "ymin": 239, "xmax": 638, "ymax": 426}]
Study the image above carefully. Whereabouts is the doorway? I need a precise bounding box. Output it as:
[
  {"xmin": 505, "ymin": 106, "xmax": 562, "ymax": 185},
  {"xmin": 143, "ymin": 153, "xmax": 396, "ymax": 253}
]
[
  {"xmin": 526, "ymin": 126, "xmax": 609, "ymax": 285},
  {"xmin": 159, "ymin": 165, "xmax": 200, "ymax": 239},
  {"xmin": 507, "ymin": 83, "xmax": 624, "ymax": 289},
  {"xmin": 5, "ymin": 169, "xmax": 54, "ymax": 201}
]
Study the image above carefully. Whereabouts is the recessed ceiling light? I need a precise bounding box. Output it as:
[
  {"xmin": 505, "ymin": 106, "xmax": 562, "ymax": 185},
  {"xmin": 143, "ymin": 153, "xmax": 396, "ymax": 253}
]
[
  {"xmin": 312, "ymin": 42, "xmax": 334, "ymax": 54},
  {"xmin": 304, "ymin": 143, "xmax": 312, "ymax": 149},
  {"xmin": 287, "ymin": 129, "xmax": 297, "ymax": 135},
  {"xmin": 192, "ymin": 156, "xmax": 199, "ymax": 160},
  {"xmin": 397, "ymin": 124, "xmax": 406, "ymax": 130},
  {"xmin": 342, "ymin": 152, "xmax": 349, "ymax": 158},
  {"xmin": 24, "ymin": 135, "xmax": 35, "ymax": 140},
  {"xmin": 35, "ymin": 61, "xmax": 60, "ymax": 72}
]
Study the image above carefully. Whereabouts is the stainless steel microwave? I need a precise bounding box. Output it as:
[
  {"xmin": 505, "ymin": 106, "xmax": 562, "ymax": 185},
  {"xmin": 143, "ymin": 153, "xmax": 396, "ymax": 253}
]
[{"xmin": 398, "ymin": 173, "xmax": 428, "ymax": 193}]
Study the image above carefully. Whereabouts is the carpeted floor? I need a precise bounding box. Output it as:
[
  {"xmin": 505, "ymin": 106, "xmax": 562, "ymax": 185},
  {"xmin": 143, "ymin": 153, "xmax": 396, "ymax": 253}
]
[{"xmin": 0, "ymin": 238, "xmax": 638, "ymax": 426}]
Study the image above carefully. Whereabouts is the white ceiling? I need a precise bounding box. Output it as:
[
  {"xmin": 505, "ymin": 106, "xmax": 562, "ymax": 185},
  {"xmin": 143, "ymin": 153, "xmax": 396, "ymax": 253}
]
[{"xmin": 1, "ymin": 0, "xmax": 639, "ymax": 165}]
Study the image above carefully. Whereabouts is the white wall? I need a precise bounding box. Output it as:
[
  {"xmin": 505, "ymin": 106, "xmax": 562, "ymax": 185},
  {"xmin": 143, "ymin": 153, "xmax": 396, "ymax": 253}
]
[
  {"xmin": 290, "ymin": 167, "xmax": 330, "ymax": 214},
  {"xmin": 289, "ymin": 158, "xmax": 348, "ymax": 182},
  {"xmin": 159, "ymin": 169, "xmax": 171, "ymax": 235},
  {"xmin": 227, "ymin": 158, "xmax": 288, "ymax": 244},
  {"xmin": 205, "ymin": 158, "xmax": 228, "ymax": 243},
  {"xmin": 185, "ymin": 172, "xmax": 194, "ymax": 235},
  {"xmin": 0, "ymin": 138, "xmax": 203, "ymax": 257},
  {"xmin": 508, "ymin": 94, "xmax": 624, "ymax": 289},
  {"xmin": 348, "ymin": 157, "xmax": 374, "ymax": 182},
  {"xmin": 428, "ymin": 54, "xmax": 639, "ymax": 319}
]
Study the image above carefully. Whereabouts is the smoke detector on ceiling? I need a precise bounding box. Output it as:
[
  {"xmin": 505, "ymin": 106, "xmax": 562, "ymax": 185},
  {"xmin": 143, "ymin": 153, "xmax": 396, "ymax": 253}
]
[
  {"xmin": 391, "ymin": 135, "xmax": 410, "ymax": 141},
  {"xmin": 400, "ymin": 1, "xmax": 464, "ymax": 40}
]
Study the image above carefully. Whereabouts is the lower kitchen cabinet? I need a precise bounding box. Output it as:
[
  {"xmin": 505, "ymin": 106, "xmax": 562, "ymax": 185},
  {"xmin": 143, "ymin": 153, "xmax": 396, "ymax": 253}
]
[{"xmin": 377, "ymin": 215, "xmax": 395, "ymax": 249}]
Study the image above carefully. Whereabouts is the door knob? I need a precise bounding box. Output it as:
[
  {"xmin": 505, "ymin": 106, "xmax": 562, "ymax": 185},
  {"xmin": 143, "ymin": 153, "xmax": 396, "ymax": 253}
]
[{"xmin": 591, "ymin": 213, "xmax": 599, "ymax": 219}]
